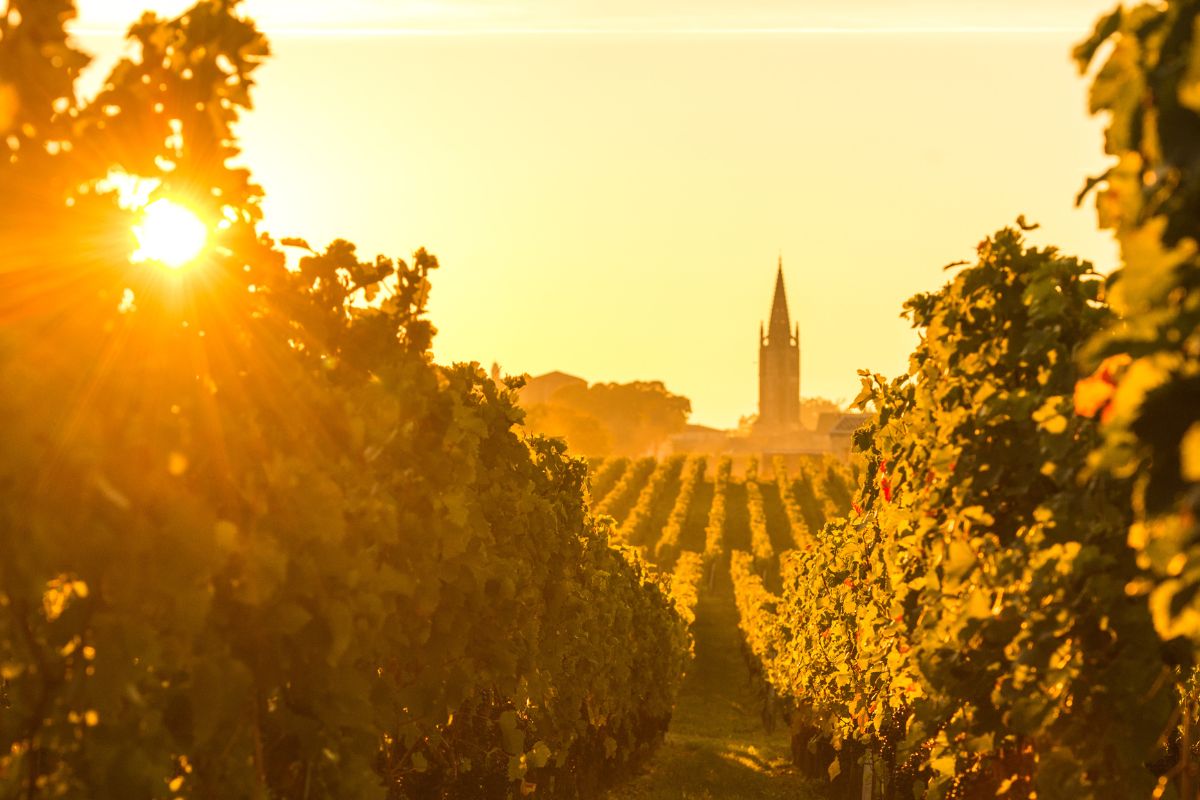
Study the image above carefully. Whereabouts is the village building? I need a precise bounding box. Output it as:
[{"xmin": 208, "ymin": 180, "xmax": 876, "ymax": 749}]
[
  {"xmin": 519, "ymin": 259, "xmax": 871, "ymax": 461},
  {"xmin": 668, "ymin": 259, "xmax": 870, "ymax": 461}
]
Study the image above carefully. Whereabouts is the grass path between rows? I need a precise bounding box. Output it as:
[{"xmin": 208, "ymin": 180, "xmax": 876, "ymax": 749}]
[{"xmin": 605, "ymin": 560, "xmax": 825, "ymax": 800}]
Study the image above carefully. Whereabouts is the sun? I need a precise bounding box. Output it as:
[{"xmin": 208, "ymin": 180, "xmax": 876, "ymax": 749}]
[{"xmin": 132, "ymin": 199, "xmax": 208, "ymax": 269}]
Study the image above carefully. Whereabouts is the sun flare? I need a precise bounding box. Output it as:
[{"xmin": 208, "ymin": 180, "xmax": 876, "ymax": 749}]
[{"xmin": 132, "ymin": 199, "xmax": 208, "ymax": 268}]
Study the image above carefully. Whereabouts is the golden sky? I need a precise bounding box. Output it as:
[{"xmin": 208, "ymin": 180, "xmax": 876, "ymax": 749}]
[
  {"xmin": 72, "ymin": 1, "xmax": 1120, "ymax": 428},
  {"xmin": 75, "ymin": 1, "xmax": 1113, "ymax": 33}
]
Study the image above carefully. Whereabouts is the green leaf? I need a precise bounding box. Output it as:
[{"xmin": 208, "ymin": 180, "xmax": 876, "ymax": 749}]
[
  {"xmin": 528, "ymin": 740, "xmax": 552, "ymax": 769},
  {"xmin": 498, "ymin": 710, "xmax": 525, "ymax": 756}
]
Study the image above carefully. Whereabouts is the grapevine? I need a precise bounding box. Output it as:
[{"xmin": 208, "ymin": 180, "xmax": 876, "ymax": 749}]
[
  {"xmin": 593, "ymin": 456, "xmax": 656, "ymax": 525},
  {"xmin": 619, "ymin": 455, "xmax": 685, "ymax": 547},
  {"xmin": 654, "ymin": 457, "xmax": 707, "ymax": 566},
  {"xmin": 703, "ymin": 458, "xmax": 732, "ymax": 570},
  {"xmin": 0, "ymin": 5, "xmax": 690, "ymax": 798}
]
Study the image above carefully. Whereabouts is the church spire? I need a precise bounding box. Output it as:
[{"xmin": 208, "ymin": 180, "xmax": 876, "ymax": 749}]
[
  {"xmin": 767, "ymin": 256, "xmax": 790, "ymax": 343},
  {"xmin": 757, "ymin": 255, "xmax": 801, "ymax": 434}
]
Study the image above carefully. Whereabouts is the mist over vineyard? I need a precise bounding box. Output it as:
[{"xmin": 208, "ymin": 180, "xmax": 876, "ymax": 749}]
[{"xmin": 3, "ymin": 1, "xmax": 1200, "ymax": 799}]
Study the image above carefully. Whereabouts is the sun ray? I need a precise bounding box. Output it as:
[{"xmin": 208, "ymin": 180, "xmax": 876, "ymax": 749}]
[{"xmin": 132, "ymin": 199, "xmax": 208, "ymax": 269}]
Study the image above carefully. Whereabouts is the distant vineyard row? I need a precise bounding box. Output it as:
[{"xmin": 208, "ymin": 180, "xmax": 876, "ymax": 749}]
[{"xmin": 584, "ymin": 453, "xmax": 858, "ymax": 577}]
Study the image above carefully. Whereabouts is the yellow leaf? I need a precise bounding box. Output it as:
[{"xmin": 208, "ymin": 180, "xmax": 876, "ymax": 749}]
[
  {"xmin": 931, "ymin": 754, "xmax": 956, "ymax": 776},
  {"xmin": 1041, "ymin": 414, "xmax": 1068, "ymax": 435},
  {"xmin": 1181, "ymin": 422, "xmax": 1200, "ymax": 482},
  {"xmin": 1180, "ymin": 18, "xmax": 1200, "ymax": 111}
]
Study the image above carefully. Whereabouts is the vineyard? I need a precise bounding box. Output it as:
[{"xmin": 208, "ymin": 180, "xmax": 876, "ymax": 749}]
[
  {"xmin": 583, "ymin": 454, "xmax": 857, "ymax": 582},
  {"xmin": 6, "ymin": 0, "xmax": 1200, "ymax": 799},
  {"xmin": 570, "ymin": 454, "xmax": 865, "ymax": 797}
]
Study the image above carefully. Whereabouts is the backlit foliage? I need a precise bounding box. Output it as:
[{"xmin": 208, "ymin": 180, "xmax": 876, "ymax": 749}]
[
  {"xmin": 521, "ymin": 381, "xmax": 691, "ymax": 458},
  {"xmin": 1075, "ymin": 1, "xmax": 1200, "ymax": 649},
  {"xmin": 731, "ymin": 229, "xmax": 1177, "ymax": 798},
  {"xmin": 0, "ymin": 2, "xmax": 688, "ymax": 798}
]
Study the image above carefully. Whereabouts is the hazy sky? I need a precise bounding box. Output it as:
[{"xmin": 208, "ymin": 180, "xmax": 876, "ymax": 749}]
[
  {"xmin": 69, "ymin": 1, "xmax": 1121, "ymax": 428},
  {"xmin": 75, "ymin": 1, "xmax": 1112, "ymax": 33}
]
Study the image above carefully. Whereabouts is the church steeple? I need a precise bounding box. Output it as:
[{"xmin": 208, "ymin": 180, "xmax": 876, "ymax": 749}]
[
  {"xmin": 757, "ymin": 256, "xmax": 801, "ymax": 434},
  {"xmin": 767, "ymin": 256, "xmax": 791, "ymax": 344}
]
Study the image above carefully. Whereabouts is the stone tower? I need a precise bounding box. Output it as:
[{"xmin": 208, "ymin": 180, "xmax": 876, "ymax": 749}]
[{"xmin": 757, "ymin": 258, "xmax": 800, "ymax": 433}]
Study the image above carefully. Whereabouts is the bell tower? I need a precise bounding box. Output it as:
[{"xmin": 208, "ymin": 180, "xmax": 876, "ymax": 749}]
[{"xmin": 757, "ymin": 258, "xmax": 800, "ymax": 433}]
